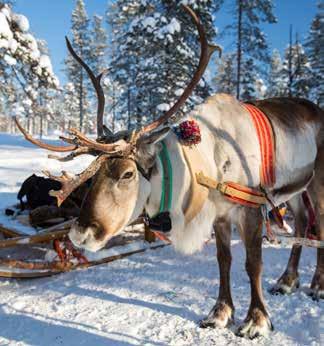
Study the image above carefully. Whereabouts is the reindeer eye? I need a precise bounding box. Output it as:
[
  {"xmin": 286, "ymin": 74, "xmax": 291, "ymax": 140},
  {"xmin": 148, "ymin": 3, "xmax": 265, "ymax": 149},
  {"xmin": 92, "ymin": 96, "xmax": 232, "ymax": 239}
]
[{"xmin": 121, "ymin": 171, "xmax": 134, "ymax": 180}]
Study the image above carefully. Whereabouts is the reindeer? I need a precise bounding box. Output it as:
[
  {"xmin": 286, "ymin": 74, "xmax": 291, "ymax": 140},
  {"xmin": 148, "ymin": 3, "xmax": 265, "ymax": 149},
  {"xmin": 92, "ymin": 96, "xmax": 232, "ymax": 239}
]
[{"xmin": 14, "ymin": 6, "xmax": 323, "ymax": 339}]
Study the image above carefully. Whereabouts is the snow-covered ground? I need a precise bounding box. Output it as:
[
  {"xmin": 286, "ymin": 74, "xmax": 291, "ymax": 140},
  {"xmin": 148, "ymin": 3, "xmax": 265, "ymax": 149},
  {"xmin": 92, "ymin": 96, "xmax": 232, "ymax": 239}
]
[{"xmin": 0, "ymin": 133, "xmax": 322, "ymax": 346}]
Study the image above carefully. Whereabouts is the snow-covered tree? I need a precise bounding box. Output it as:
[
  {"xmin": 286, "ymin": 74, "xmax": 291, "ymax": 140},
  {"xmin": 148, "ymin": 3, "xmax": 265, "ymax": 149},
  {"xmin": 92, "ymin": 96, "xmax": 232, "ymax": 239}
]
[
  {"xmin": 227, "ymin": 0, "xmax": 276, "ymax": 99},
  {"xmin": 108, "ymin": 0, "xmax": 222, "ymax": 130},
  {"xmin": 305, "ymin": 2, "xmax": 324, "ymax": 106},
  {"xmin": 60, "ymin": 82, "xmax": 80, "ymax": 131},
  {"xmin": 266, "ymin": 49, "xmax": 286, "ymax": 97},
  {"xmin": 240, "ymin": 58, "xmax": 257, "ymax": 100},
  {"xmin": 65, "ymin": 0, "xmax": 91, "ymax": 132},
  {"xmin": 88, "ymin": 14, "xmax": 108, "ymax": 132},
  {"xmin": 282, "ymin": 38, "xmax": 312, "ymax": 98},
  {"xmin": 0, "ymin": 3, "xmax": 59, "ymax": 134},
  {"xmin": 90, "ymin": 15, "xmax": 108, "ymax": 75},
  {"xmin": 213, "ymin": 53, "xmax": 236, "ymax": 95}
]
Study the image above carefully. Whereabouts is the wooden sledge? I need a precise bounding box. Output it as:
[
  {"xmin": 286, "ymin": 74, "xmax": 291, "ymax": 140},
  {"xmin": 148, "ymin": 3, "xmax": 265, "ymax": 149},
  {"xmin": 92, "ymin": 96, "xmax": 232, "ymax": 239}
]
[{"xmin": 0, "ymin": 218, "xmax": 170, "ymax": 279}]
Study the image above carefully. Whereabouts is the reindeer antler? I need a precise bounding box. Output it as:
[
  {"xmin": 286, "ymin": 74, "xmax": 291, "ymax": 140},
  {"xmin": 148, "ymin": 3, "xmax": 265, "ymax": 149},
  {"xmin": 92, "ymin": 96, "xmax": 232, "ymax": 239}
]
[
  {"xmin": 14, "ymin": 117, "xmax": 77, "ymax": 152},
  {"xmin": 65, "ymin": 37, "xmax": 108, "ymax": 137},
  {"xmin": 43, "ymin": 155, "xmax": 109, "ymax": 206},
  {"xmin": 15, "ymin": 5, "xmax": 219, "ymax": 207},
  {"xmin": 48, "ymin": 147, "xmax": 96, "ymax": 162},
  {"xmin": 138, "ymin": 5, "xmax": 222, "ymax": 135}
]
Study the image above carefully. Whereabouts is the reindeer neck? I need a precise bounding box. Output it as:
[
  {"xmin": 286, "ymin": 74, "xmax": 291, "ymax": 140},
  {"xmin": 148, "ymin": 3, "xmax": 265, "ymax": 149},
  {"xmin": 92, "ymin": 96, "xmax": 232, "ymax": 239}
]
[{"xmin": 145, "ymin": 134, "xmax": 191, "ymax": 221}]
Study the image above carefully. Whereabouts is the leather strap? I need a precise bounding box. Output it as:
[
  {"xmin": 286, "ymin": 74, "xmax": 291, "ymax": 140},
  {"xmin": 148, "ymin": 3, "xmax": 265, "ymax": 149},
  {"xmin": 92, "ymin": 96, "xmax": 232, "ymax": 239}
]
[
  {"xmin": 182, "ymin": 146, "xmax": 209, "ymax": 223},
  {"xmin": 196, "ymin": 171, "xmax": 267, "ymax": 207}
]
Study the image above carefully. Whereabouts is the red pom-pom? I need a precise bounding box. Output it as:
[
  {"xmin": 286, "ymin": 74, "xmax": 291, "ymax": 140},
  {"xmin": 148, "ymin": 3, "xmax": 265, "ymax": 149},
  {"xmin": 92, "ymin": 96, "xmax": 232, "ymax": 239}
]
[{"xmin": 178, "ymin": 120, "xmax": 201, "ymax": 146}]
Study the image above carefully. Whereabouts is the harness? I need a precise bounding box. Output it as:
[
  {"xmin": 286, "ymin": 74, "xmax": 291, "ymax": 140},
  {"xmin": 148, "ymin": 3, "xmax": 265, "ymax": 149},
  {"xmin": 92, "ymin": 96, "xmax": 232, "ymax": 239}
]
[
  {"xmin": 147, "ymin": 141, "xmax": 209, "ymax": 232},
  {"xmin": 196, "ymin": 103, "xmax": 276, "ymax": 209},
  {"xmin": 148, "ymin": 103, "xmax": 275, "ymax": 232},
  {"xmin": 146, "ymin": 104, "xmax": 323, "ymax": 248}
]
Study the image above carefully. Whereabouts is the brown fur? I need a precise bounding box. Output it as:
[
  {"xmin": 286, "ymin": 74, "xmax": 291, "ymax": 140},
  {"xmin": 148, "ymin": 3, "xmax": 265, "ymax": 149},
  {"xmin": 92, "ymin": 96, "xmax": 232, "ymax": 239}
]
[
  {"xmin": 249, "ymin": 98, "xmax": 324, "ymax": 133},
  {"xmin": 78, "ymin": 158, "xmax": 138, "ymax": 239},
  {"xmin": 200, "ymin": 218, "xmax": 234, "ymax": 328},
  {"xmin": 269, "ymin": 193, "xmax": 307, "ymax": 295},
  {"xmin": 271, "ymin": 178, "xmax": 324, "ymax": 299}
]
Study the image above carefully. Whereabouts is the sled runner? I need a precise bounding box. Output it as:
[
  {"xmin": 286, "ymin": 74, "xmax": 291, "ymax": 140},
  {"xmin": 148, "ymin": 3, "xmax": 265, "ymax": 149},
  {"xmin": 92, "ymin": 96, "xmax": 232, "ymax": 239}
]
[
  {"xmin": 0, "ymin": 241, "xmax": 169, "ymax": 279},
  {"xmin": 0, "ymin": 217, "xmax": 170, "ymax": 279}
]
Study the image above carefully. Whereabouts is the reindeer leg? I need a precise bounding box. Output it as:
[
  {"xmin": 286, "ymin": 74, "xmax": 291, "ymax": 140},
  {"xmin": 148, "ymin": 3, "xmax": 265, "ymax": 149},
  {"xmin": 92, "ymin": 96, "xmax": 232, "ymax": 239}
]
[
  {"xmin": 237, "ymin": 208, "xmax": 273, "ymax": 339},
  {"xmin": 200, "ymin": 217, "xmax": 234, "ymax": 328},
  {"xmin": 310, "ymin": 215, "xmax": 324, "ymax": 300},
  {"xmin": 309, "ymin": 152, "xmax": 324, "ymax": 300},
  {"xmin": 269, "ymin": 194, "xmax": 306, "ymax": 295}
]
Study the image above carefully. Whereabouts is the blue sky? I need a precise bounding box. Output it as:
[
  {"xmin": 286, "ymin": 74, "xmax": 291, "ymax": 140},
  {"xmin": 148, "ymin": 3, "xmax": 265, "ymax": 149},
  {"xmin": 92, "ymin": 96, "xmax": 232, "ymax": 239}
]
[{"xmin": 14, "ymin": 0, "xmax": 318, "ymax": 83}]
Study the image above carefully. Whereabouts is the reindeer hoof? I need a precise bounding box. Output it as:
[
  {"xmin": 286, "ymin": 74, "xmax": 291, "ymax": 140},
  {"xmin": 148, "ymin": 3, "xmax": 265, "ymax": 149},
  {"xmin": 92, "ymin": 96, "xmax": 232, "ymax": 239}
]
[
  {"xmin": 236, "ymin": 309, "xmax": 273, "ymax": 339},
  {"xmin": 308, "ymin": 286, "xmax": 324, "ymax": 301},
  {"xmin": 199, "ymin": 301, "xmax": 234, "ymax": 329},
  {"xmin": 308, "ymin": 271, "xmax": 324, "ymax": 301},
  {"xmin": 269, "ymin": 273, "xmax": 300, "ymax": 295}
]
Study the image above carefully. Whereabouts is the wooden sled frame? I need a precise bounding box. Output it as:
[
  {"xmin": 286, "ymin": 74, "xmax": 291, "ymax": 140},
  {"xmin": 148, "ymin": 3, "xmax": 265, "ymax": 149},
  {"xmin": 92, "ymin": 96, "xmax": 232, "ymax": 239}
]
[{"xmin": 0, "ymin": 219, "xmax": 169, "ymax": 279}]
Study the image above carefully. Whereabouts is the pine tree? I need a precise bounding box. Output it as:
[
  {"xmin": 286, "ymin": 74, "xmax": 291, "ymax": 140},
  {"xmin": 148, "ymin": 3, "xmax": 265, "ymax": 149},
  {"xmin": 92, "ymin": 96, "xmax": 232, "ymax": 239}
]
[
  {"xmin": 240, "ymin": 58, "xmax": 257, "ymax": 100},
  {"xmin": 65, "ymin": 0, "xmax": 91, "ymax": 132},
  {"xmin": 282, "ymin": 35, "xmax": 312, "ymax": 98},
  {"xmin": 108, "ymin": 0, "xmax": 222, "ymax": 130},
  {"xmin": 0, "ymin": 4, "xmax": 59, "ymax": 134},
  {"xmin": 229, "ymin": 0, "xmax": 276, "ymax": 99},
  {"xmin": 88, "ymin": 14, "xmax": 108, "ymax": 133},
  {"xmin": 90, "ymin": 15, "xmax": 107, "ymax": 75},
  {"xmin": 266, "ymin": 49, "xmax": 286, "ymax": 97},
  {"xmin": 305, "ymin": 2, "xmax": 324, "ymax": 106},
  {"xmin": 61, "ymin": 82, "xmax": 80, "ymax": 131},
  {"xmin": 105, "ymin": 0, "xmax": 132, "ymax": 131},
  {"xmin": 213, "ymin": 53, "xmax": 236, "ymax": 95}
]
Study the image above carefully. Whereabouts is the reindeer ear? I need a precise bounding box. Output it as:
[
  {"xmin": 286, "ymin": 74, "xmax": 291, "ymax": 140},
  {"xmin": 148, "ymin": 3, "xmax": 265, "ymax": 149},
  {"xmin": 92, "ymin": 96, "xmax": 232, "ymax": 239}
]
[
  {"xmin": 137, "ymin": 127, "xmax": 170, "ymax": 146},
  {"xmin": 136, "ymin": 127, "xmax": 170, "ymax": 170}
]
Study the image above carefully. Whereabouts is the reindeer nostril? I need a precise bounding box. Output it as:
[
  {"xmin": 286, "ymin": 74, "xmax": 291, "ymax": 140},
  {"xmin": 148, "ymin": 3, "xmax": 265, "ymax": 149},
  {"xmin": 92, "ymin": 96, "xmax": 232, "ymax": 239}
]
[{"xmin": 91, "ymin": 224, "xmax": 105, "ymax": 240}]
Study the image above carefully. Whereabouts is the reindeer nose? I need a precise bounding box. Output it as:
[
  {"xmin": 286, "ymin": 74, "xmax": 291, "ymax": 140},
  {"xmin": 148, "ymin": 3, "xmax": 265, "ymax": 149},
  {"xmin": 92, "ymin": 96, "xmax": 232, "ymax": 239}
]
[
  {"xmin": 88, "ymin": 223, "xmax": 105, "ymax": 241},
  {"xmin": 69, "ymin": 221, "xmax": 90, "ymax": 247}
]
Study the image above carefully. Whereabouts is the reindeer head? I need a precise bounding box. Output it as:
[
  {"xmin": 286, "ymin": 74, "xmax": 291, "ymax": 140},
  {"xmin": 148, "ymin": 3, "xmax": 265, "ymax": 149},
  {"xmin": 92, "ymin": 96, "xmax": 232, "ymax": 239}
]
[{"xmin": 15, "ymin": 6, "xmax": 221, "ymax": 252}]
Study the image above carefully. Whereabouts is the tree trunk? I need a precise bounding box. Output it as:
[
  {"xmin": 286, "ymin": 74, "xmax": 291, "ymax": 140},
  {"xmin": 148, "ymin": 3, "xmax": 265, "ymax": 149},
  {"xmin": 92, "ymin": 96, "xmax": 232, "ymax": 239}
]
[
  {"xmin": 39, "ymin": 92, "xmax": 43, "ymax": 139},
  {"xmin": 112, "ymin": 82, "xmax": 115, "ymax": 132},
  {"xmin": 127, "ymin": 87, "xmax": 131, "ymax": 129},
  {"xmin": 288, "ymin": 25, "xmax": 293, "ymax": 98},
  {"xmin": 79, "ymin": 68, "xmax": 84, "ymax": 132},
  {"xmin": 236, "ymin": 0, "xmax": 243, "ymax": 100}
]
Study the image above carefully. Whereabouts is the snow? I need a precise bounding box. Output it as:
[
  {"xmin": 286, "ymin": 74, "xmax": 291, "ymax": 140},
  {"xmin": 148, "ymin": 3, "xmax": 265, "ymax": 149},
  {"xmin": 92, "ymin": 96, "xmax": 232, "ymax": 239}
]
[
  {"xmin": 39, "ymin": 55, "xmax": 53, "ymax": 73},
  {"xmin": 142, "ymin": 16, "xmax": 156, "ymax": 29},
  {"xmin": 12, "ymin": 13, "xmax": 30, "ymax": 32},
  {"xmin": 8, "ymin": 37, "xmax": 18, "ymax": 53},
  {"xmin": 157, "ymin": 103, "xmax": 170, "ymax": 111},
  {"xmin": 0, "ymin": 133, "xmax": 322, "ymax": 345},
  {"xmin": 164, "ymin": 18, "xmax": 181, "ymax": 35},
  {"xmin": 0, "ymin": 6, "xmax": 59, "ymax": 90},
  {"xmin": 175, "ymin": 88, "xmax": 185, "ymax": 96},
  {"xmin": 0, "ymin": 12, "xmax": 13, "ymax": 40},
  {"xmin": 3, "ymin": 53, "xmax": 16, "ymax": 66}
]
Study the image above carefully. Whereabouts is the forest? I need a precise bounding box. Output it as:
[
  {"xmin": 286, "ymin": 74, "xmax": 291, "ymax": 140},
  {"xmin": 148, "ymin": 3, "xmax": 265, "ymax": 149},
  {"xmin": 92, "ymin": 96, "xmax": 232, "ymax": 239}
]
[{"xmin": 0, "ymin": 0, "xmax": 323, "ymax": 136}]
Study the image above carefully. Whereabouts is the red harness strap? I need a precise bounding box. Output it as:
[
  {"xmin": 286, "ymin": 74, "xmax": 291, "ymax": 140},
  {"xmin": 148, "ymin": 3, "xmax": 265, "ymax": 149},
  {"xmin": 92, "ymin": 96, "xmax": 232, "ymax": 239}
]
[
  {"xmin": 243, "ymin": 103, "xmax": 276, "ymax": 188},
  {"xmin": 197, "ymin": 103, "xmax": 276, "ymax": 209}
]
